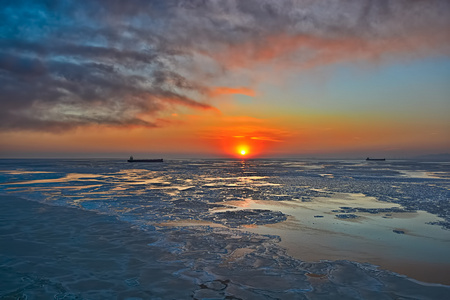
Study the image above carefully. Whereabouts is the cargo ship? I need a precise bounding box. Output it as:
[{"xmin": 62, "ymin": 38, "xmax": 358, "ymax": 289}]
[
  {"xmin": 127, "ymin": 156, "xmax": 163, "ymax": 163},
  {"xmin": 366, "ymin": 157, "xmax": 385, "ymax": 161}
]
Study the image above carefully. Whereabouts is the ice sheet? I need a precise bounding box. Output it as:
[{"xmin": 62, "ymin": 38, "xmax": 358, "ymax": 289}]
[{"xmin": 1, "ymin": 158, "xmax": 450, "ymax": 298}]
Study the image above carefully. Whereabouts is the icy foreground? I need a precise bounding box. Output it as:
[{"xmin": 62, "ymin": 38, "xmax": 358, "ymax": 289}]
[{"xmin": 0, "ymin": 159, "xmax": 449, "ymax": 299}]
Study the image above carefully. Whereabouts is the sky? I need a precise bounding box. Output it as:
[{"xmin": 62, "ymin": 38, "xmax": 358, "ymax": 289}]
[{"xmin": 0, "ymin": 0, "xmax": 449, "ymax": 159}]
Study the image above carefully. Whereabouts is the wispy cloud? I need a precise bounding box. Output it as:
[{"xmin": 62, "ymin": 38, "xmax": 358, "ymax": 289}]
[
  {"xmin": 1, "ymin": 0, "xmax": 448, "ymax": 131},
  {"xmin": 209, "ymin": 87, "xmax": 256, "ymax": 97}
]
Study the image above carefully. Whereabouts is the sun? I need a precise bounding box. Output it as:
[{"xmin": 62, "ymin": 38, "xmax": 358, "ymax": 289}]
[{"xmin": 237, "ymin": 146, "xmax": 249, "ymax": 157}]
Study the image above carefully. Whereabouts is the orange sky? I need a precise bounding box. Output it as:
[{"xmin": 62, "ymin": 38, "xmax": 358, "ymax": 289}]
[{"xmin": 1, "ymin": 101, "xmax": 448, "ymax": 158}]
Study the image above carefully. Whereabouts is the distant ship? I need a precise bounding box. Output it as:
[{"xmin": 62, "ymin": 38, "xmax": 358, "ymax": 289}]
[
  {"xmin": 366, "ymin": 157, "xmax": 385, "ymax": 161},
  {"xmin": 127, "ymin": 156, "xmax": 163, "ymax": 163}
]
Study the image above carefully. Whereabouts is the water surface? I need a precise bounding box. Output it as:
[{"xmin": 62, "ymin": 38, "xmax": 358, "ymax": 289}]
[{"xmin": 1, "ymin": 158, "xmax": 449, "ymax": 298}]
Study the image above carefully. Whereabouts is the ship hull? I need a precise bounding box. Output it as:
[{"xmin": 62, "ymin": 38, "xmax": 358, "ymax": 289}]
[{"xmin": 127, "ymin": 159, "xmax": 163, "ymax": 163}]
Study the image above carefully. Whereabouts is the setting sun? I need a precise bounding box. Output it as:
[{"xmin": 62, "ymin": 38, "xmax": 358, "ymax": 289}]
[{"xmin": 236, "ymin": 145, "xmax": 250, "ymax": 157}]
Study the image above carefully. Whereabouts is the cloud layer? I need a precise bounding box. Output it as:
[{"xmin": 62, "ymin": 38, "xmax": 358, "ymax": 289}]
[{"xmin": 1, "ymin": 0, "xmax": 449, "ymax": 131}]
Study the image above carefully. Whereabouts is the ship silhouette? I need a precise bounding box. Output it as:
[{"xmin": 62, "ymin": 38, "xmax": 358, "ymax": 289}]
[{"xmin": 127, "ymin": 156, "xmax": 163, "ymax": 163}]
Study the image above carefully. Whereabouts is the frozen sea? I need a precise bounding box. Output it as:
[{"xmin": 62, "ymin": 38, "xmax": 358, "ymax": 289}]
[{"xmin": 0, "ymin": 158, "xmax": 449, "ymax": 299}]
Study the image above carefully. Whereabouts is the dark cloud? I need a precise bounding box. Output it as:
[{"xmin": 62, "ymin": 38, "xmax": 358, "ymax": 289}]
[
  {"xmin": 0, "ymin": 52, "xmax": 47, "ymax": 77},
  {"xmin": 0, "ymin": 0, "xmax": 449, "ymax": 132}
]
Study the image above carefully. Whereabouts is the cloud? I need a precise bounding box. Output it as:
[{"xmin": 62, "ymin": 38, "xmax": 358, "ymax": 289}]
[
  {"xmin": 250, "ymin": 136, "xmax": 281, "ymax": 142},
  {"xmin": 199, "ymin": 115, "xmax": 291, "ymax": 143},
  {"xmin": 183, "ymin": 1, "xmax": 450, "ymax": 71},
  {"xmin": 209, "ymin": 87, "xmax": 256, "ymax": 97},
  {"xmin": 0, "ymin": 47, "xmax": 212, "ymax": 131},
  {"xmin": 0, "ymin": 0, "xmax": 449, "ymax": 132}
]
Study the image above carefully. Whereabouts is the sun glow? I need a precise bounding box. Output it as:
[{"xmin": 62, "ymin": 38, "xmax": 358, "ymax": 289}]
[
  {"xmin": 237, "ymin": 145, "xmax": 250, "ymax": 157},
  {"xmin": 219, "ymin": 134, "xmax": 271, "ymax": 158}
]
